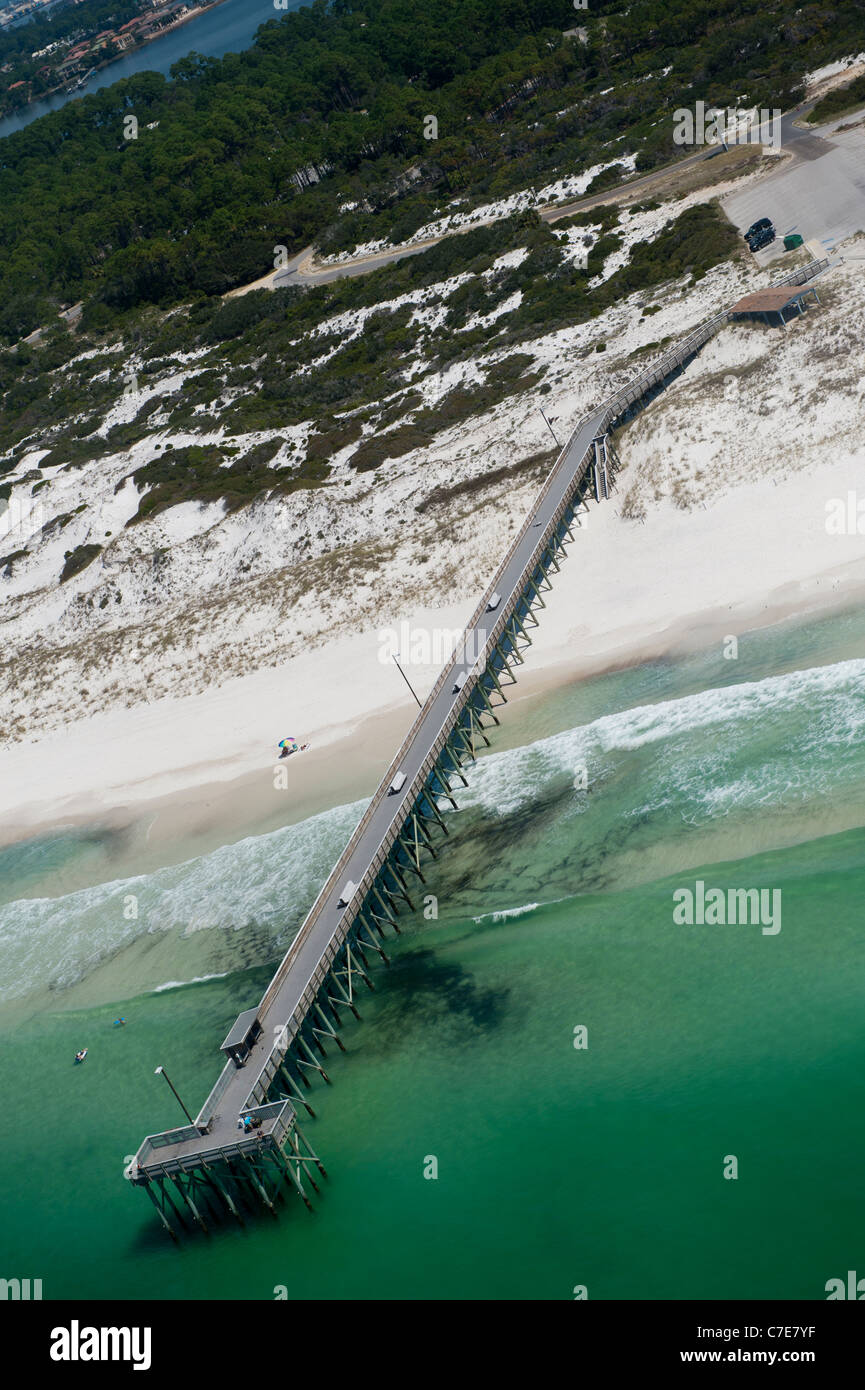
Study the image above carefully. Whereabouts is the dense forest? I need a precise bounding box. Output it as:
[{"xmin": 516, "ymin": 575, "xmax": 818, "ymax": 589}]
[
  {"xmin": 0, "ymin": 0, "xmax": 863, "ymax": 340},
  {"xmin": 0, "ymin": 198, "xmax": 741, "ymax": 541}
]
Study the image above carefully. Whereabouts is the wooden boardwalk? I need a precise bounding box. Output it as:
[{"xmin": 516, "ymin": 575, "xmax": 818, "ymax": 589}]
[{"xmin": 127, "ymin": 257, "xmax": 829, "ymax": 1236}]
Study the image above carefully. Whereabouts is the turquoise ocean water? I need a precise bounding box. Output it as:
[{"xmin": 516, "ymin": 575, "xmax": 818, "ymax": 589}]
[{"xmin": 1, "ymin": 606, "xmax": 864, "ymax": 1300}]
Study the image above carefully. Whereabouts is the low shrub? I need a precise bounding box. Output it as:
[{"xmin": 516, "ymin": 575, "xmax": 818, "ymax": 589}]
[{"xmin": 60, "ymin": 543, "xmax": 102, "ymax": 583}]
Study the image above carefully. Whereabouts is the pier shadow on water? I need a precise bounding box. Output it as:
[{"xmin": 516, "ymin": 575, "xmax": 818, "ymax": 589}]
[
  {"xmin": 412, "ymin": 781, "xmax": 625, "ymax": 927},
  {"xmin": 368, "ymin": 946, "xmax": 511, "ymax": 1052}
]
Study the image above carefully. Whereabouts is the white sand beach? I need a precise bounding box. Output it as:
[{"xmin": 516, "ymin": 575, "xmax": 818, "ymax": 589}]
[
  {"xmin": 3, "ymin": 437, "xmax": 864, "ymax": 854},
  {"xmin": 3, "ymin": 210, "xmax": 864, "ymax": 858}
]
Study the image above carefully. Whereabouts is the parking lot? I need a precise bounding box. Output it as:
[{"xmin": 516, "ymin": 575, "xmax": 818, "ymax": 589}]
[{"xmin": 724, "ymin": 114, "xmax": 865, "ymax": 264}]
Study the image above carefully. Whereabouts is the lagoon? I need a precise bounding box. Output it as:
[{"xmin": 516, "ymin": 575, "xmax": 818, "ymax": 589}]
[{"xmin": 0, "ymin": 0, "xmax": 307, "ymax": 141}]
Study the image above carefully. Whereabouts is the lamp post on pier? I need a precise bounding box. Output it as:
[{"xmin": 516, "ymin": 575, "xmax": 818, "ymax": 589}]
[
  {"xmin": 154, "ymin": 1065, "xmax": 195, "ymax": 1126},
  {"xmin": 392, "ymin": 653, "xmax": 422, "ymax": 709}
]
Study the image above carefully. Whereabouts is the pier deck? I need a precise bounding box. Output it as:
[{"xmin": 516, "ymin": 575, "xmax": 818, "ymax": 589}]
[
  {"xmin": 128, "ymin": 257, "xmax": 829, "ymax": 1225},
  {"xmin": 132, "ymin": 403, "xmax": 607, "ymax": 1174}
]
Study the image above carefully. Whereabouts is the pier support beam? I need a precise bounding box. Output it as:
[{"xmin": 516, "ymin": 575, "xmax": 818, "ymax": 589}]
[
  {"xmin": 240, "ymin": 1152, "xmax": 277, "ymax": 1216},
  {"xmin": 297, "ymin": 1034, "xmax": 331, "ymax": 1083},
  {"xmin": 153, "ymin": 1172, "xmax": 190, "ymax": 1233},
  {"xmin": 203, "ymin": 1162, "xmax": 244, "ymax": 1225},
  {"xmin": 419, "ymin": 786, "xmax": 451, "ymax": 833},
  {"xmin": 395, "ymin": 838, "xmax": 427, "ymax": 882},
  {"xmin": 278, "ymin": 1061, "xmax": 315, "ymax": 1117},
  {"xmin": 371, "ymin": 882, "xmax": 402, "ymax": 929},
  {"xmin": 166, "ymin": 1169, "xmax": 208, "ymax": 1233},
  {"xmin": 410, "ymin": 809, "xmax": 439, "ymax": 857},
  {"xmin": 314, "ymin": 1001, "xmax": 347, "ymax": 1050},
  {"xmin": 385, "ymin": 860, "xmax": 415, "ymax": 910},
  {"xmin": 144, "ymin": 1182, "xmax": 178, "ymax": 1241},
  {"xmin": 279, "ymin": 1143, "xmax": 313, "ymax": 1211},
  {"xmin": 474, "ymin": 682, "xmax": 501, "ymax": 725},
  {"xmin": 328, "ymin": 966, "xmax": 361, "ymax": 1019},
  {"xmin": 524, "ymin": 575, "xmax": 547, "ymax": 608},
  {"xmin": 294, "ymin": 1120, "xmax": 327, "ymax": 1180},
  {"xmin": 356, "ymin": 916, "xmax": 391, "ymax": 964},
  {"xmin": 430, "ymin": 759, "xmax": 461, "ymax": 806}
]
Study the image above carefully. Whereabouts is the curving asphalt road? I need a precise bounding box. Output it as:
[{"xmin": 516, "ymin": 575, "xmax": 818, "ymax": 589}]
[{"xmin": 263, "ymin": 98, "xmax": 858, "ymax": 293}]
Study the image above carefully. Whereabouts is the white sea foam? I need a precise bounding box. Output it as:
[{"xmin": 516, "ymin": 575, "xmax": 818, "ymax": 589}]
[
  {"xmin": 458, "ymin": 658, "xmax": 865, "ymax": 817},
  {"xmin": 151, "ymin": 973, "xmax": 230, "ymax": 993},
  {"xmin": 0, "ymin": 798, "xmax": 367, "ymax": 1002},
  {"xmin": 3, "ymin": 657, "xmax": 863, "ymax": 1003},
  {"xmin": 472, "ymin": 901, "xmax": 541, "ymax": 924}
]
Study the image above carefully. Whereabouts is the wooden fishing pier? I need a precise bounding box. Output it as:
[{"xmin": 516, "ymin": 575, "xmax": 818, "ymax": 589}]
[{"xmin": 127, "ymin": 258, "xmax": 828, "ymax": 1238}]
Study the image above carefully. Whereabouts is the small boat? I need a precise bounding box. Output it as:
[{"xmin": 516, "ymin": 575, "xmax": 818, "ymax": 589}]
[{"xmin": 74, "ymin": 1049, "xmax": 88, "ymax": 1063}]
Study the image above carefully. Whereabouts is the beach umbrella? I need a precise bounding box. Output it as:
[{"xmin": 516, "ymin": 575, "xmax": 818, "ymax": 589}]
[{"xmin": 279, "ymin": 737, "xmax": 298, "ymax": 749}]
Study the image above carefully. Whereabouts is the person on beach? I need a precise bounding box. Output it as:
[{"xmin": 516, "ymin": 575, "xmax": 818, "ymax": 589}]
[{"xmin": 279, "ymin": 742, "xmax": 309, "ymax": 757}]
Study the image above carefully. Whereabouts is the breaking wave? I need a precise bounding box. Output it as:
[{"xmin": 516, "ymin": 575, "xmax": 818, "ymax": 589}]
[
  {"xmin": 0, "ymin": 798, "xmax": 367, "ymax": 1002},
  {"xmin": 150, "ymin": 972, "xmax": 230, "ymax": 993},
  {"xmin": 472, "ymin": 901, "xmax": 541, "ymax": 925},
  {"xmin": 3, "ymin": 657, "xmax": 864, "ymax": 1004},
  {"xmin": 457, "ymin": 657, "xmax": 865, "ymax": 821}
]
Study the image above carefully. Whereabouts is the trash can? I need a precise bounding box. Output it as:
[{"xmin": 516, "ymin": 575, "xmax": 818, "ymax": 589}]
[{"xmin": 783, "ymin": 234, "xmax": 804, "ymax": 251}]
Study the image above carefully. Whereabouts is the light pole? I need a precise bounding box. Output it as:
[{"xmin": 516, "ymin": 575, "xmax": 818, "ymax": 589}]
[
  {"xmin": 392, "ymin": 653, "xmax": 422, "ymax": 709},
  {"xmin": 540, "ymin": 407, "xmax": 560, "ymax": 447},
  {"xmin": 154, "ymin": 1065, "xmax": 195, "ymax": 1126}
]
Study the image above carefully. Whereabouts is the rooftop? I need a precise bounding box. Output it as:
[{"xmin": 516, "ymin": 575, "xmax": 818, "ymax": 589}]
[
  {"xmin": 729, "ymin": 287, "xmax": 811, "ymax": 313},
  {"xmin": 221, "ymin": 1007, "xmax": 261, "ymax": 1053}
]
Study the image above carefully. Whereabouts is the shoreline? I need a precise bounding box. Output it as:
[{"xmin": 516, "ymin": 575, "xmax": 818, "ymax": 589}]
[
  {"xmin": 2, "ymin": 539, "xmax": 863, "ymax": 864},
  {"xmin": 0, "ymin": 0, "xmax": 232, "ymax": 127},
  {"xmin": 4, "ymin": 254, "xmax": 865, "ymax": 862}
]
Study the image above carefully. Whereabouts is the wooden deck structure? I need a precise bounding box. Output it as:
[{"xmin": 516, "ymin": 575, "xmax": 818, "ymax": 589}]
[
  {"xmin": 729, "ymin": 284, "xmax": 821, "ymax": 327},
  {"xmin": 126, "ymin": 258, "xmax": 829, "ymax": 1239}
]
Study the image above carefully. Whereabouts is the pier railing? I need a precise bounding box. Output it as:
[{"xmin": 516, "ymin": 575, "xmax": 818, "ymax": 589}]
[
  {"xmin": 195, "ymin": 1058, "xmax": 237, "ymax": 1131},
  {"xmin": 245, "ymin": 254, "xmax": 833, "ymax": 1107},
  {"xmin": 130, "ymin": 1099, "xmax": 295, "ymax": 1178},
  {"xmin": 771, "ymin": 256, "xmax": 829, "ymax": 287},
  {"xmin": 138, "ymin": 256, "xmax": 834, "ymax": 1149},
  {"xmin": 129, "ymin": 1124, "xmax": 202, "ymax": 1177}
]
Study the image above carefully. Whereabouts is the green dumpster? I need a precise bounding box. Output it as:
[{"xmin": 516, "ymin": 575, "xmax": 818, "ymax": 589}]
[{"xmin": 784, "ymin": 234, "xmax": 804, "ymax": 251}]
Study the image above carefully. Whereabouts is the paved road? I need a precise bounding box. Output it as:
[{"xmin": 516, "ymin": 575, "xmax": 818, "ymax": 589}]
[
  {"xmin": 273, "ymin": 240, "xmax": 435, "ymax": 290},
  {"xmin": 138, "ymin": 403, "xmax": 608, "ymax": 1171},
  {"xmin": 267, "ymin": 100, "xmax": 859, "ymax": 293},
  {"xmin": 269, "ymin": 146, "xmax": 720, "ymax": 292}
]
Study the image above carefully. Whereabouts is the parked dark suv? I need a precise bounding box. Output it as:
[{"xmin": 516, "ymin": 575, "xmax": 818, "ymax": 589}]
[
  {"xmin": 744, "ymin": 217, "xmax": 773, "ymax": 241},
  {"xmin": 748, "ymin": 226, "xmax": 776, "ymax": 252}
]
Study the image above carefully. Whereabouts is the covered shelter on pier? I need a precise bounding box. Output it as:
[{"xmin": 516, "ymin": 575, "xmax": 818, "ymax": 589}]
[{"xmin": 220, "ymin": 1008, "xmax": 262, "ymax": 1066}]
